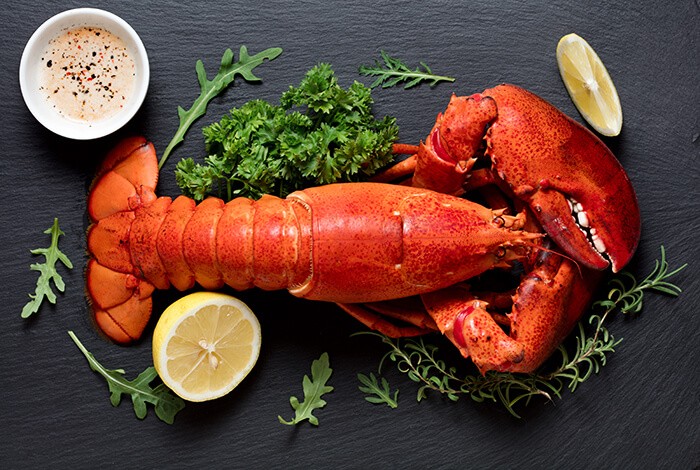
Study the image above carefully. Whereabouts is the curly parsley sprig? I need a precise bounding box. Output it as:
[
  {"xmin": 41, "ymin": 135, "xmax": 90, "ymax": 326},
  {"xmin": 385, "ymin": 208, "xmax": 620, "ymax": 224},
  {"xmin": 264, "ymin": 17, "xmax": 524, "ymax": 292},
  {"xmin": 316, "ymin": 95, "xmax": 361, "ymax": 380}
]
[
  {"xmin": 358, "ymin": 246, "xmax": 686, "ymax": 417},
  {"xmin": 22, "ymin": 218, "xmax": 73, "ymax": 318},
  {"xmin": 359, "ymin": 51, "xmax": 455, "ymax": 89}
]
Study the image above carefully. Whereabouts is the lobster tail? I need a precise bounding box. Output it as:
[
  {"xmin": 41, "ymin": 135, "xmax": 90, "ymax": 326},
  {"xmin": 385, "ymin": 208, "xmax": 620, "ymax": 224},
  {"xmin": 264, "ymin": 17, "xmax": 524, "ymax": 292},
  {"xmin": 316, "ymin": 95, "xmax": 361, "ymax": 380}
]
[
  {"xmin": 85, "ymin": 138, "xmax": 313, "ymax": 343},
  {"xmin": 86, "ymin": 259, "xmax": 154, "ymax": 343}
]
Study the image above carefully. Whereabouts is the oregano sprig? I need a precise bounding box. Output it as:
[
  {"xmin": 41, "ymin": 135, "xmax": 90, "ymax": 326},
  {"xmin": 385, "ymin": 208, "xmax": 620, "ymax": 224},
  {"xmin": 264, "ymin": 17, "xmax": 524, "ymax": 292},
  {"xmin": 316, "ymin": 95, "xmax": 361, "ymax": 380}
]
[
  {"xmin": 22, "ymin": 218, "xmax": 73, "ymax": 318},
  {"xmin": 359, "ymin": 246, "xmax": 686, "ymax": 417},
  {"xmin": 69, "ymin": 331, "xmax": 185, "ymax": 424},
  {"xmin": 159, "ymin": 46, "xmax": 283, "ymax": 169},
  {"xmin": 359, "ymin": 50, "xmax": 455, "ymax": 89}
]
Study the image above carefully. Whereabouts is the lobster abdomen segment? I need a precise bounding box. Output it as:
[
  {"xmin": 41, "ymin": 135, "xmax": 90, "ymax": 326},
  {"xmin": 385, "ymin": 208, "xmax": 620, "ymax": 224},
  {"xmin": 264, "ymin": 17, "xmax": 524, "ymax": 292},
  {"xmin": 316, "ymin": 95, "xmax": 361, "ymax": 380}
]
[{"xmin": 183, "ymin": 197, "xmax": 225, "ymax": 290}]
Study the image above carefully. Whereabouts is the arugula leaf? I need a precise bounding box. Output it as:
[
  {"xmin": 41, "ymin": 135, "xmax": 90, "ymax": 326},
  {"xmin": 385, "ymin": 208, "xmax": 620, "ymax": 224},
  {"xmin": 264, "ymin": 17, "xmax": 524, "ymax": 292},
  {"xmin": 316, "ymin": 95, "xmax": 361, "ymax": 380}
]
[
  {"xmin": 358, "ymin": 372, "xmax": 398, "ymax": 408},
  {"xmin": 69, "ymin": 331, "xmax": 185, "ymax": 424},
  {"xmin": 22, "ymin": 218, "xmax": 73, "ymax": 318},
  {"xmin": 175, "ymin": 63, "xmax": 398, "ymax": 200},
  {"xmin": 159, "ymin": 46, "xmax": 283, "ymax": 170},
  {"xmin": 278, "ymin": 352, "xmax": 333, "ymax": 426},
  {"xmin": 359, "ymin": 51, "xmax": 455, "ymax": 89}
]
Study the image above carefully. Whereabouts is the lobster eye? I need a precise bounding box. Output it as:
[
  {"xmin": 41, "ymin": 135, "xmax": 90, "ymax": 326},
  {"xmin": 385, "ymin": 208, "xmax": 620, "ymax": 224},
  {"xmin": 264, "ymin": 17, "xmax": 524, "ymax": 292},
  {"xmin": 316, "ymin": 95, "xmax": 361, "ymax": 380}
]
[
  {"xmin": 495, "ymin": 246, "xmax": 507, "ymax": 259},
  {"xmin": 492, "ymin": 216, "xmax": 505, "ymax": 227}
]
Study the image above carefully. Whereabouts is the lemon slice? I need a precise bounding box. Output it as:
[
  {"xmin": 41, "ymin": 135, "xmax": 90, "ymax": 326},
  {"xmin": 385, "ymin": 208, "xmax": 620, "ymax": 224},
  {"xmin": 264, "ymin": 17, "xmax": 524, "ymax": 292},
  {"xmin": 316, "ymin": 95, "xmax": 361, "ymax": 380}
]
[
  {"xmin": 152, "ymin": 292, "xmax": 261, "ymax": 402},
  {"xmin": 556, "ymin": 33, "xmax": 622, "ymax": 136}
]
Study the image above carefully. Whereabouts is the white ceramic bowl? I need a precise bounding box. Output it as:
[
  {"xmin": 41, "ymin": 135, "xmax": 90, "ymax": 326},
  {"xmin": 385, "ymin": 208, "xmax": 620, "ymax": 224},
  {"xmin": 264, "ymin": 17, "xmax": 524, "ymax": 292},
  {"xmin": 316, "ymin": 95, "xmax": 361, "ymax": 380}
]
[{"xmin": 19, "ymin": 8, "xmax": 149, "ymax": 140}]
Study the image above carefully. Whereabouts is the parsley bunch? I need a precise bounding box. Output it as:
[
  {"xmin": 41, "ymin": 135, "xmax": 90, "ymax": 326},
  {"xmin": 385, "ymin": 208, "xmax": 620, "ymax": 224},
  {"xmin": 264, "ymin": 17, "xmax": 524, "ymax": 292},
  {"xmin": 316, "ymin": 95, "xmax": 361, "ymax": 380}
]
[{"xmin": 175, "ymin": 63, "xmax": 398, "ymax": 200}]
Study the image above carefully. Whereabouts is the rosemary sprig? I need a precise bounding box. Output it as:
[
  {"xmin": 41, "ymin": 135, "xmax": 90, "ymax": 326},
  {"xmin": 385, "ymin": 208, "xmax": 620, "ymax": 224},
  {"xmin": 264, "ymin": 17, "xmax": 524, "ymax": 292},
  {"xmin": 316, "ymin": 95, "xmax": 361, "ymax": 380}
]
[
  {"xmin": 359, "ymin": 51, "xmax": 455, "ymax": 89},
  {"xmin": 359, "ymin": 246, "xmax": 686, "ymax": 417}
]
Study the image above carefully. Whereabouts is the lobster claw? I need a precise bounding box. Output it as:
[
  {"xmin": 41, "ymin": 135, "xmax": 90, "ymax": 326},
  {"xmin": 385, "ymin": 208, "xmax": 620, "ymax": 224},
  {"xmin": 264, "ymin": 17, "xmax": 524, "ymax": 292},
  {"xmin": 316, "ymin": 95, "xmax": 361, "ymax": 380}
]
[
  {"xmin": 413, "ymin": 95, "xmax": 498, "ymax": 195},
  {"xmin": 418, "ymin": 85, "xmax": 640, "ymax": 272},
  {"xmin": 422, "ymin": 246, "xmax": 603, "ymax": 374},
  {"xmin": 480, "ymin": 85, "xmax": 641, "ymax": 272}
]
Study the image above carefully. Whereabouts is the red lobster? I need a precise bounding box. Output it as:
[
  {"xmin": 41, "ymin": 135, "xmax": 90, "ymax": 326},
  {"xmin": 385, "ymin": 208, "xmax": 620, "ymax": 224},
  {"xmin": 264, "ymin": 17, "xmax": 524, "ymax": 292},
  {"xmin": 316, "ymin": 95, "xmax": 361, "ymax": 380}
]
[{"xmin": 86, "ymin": 84, "xmax": 640, "ymax": 374}]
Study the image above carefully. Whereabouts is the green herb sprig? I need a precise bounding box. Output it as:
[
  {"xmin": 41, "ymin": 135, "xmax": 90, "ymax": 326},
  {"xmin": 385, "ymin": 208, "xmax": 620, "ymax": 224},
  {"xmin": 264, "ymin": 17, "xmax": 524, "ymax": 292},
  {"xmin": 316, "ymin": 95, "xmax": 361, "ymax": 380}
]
[
  {"xmin": 175, "ymin": 63, "xmax": 398, "ymax": 200},
  {"xmin": 159, "ymin": 46, "xmax": 283, "ymax": 170},
  {"xmin": 359, "ymin": 51, "xmax": 455, "ymax": 89},
  {"xmin": 279, "ymin": 352, "xmax": 333, "ymax": 426},
  {"xmin": 359, "ymin": 246, "xmax": 686, "ymax": 417},
  {"xmin": 357, "ymin": 372, "xmax": 399, "ymax": 408},
  {"xmin": 69, "ymin": 331, "xmax": 185, "ymax": 424},
  {"xmin": 22, "ymin": 218, "xmax": 73, "ymax": 318}
]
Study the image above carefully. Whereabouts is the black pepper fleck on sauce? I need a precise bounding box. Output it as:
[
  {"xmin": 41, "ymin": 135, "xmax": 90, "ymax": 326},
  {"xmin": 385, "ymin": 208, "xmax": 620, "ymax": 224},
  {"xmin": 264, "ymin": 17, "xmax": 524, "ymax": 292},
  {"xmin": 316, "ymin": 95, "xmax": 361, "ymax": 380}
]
[{"xmin": 46, "ymin": 60, "xmax": 52, "ymax": 68}]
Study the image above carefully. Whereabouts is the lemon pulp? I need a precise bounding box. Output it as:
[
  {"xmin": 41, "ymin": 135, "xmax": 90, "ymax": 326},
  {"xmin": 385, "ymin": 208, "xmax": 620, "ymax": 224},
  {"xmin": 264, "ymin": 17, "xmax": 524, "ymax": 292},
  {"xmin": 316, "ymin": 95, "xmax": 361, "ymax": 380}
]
[
  {"xmin": 153, "ymin": 292, "xmax": 261, "ymax": 402},
  {"xmin": 556, "ymin": 33, "xmax": 622, "ymax": 136}
]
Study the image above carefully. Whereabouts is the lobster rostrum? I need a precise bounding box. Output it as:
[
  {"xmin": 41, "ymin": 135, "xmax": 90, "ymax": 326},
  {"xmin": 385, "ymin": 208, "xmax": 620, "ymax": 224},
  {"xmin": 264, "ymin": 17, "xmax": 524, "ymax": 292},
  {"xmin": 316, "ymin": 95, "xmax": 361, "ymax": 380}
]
[{"xmin": 86, "ymin": 84, "xmax": 640, "ymax": 374}]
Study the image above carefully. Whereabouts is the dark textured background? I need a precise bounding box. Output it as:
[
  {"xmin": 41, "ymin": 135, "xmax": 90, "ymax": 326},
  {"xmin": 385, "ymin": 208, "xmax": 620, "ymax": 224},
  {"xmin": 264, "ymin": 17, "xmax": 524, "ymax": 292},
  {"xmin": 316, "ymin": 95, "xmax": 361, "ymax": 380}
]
[{"xmin": 2, "ymin": 1, "xmax": 698, "ymax": 468}]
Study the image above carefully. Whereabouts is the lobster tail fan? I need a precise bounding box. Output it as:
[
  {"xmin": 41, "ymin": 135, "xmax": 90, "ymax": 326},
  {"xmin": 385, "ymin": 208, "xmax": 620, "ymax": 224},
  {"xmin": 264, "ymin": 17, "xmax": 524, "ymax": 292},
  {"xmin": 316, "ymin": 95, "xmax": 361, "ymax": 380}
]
[
  {"xmin": 87, "ymin": 136, "xmax": 159, "ymax": 221},
  {"xmin": 86, "ymin": 137, "xmax": 159, "ymax": 343}
]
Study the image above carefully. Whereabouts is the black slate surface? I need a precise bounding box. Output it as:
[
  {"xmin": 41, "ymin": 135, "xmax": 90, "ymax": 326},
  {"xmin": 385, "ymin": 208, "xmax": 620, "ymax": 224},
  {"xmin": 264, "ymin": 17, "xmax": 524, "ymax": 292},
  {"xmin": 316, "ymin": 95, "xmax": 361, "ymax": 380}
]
[{"xmin": 2, "ymin": 1, "xmax": 699, "ymax": 468}]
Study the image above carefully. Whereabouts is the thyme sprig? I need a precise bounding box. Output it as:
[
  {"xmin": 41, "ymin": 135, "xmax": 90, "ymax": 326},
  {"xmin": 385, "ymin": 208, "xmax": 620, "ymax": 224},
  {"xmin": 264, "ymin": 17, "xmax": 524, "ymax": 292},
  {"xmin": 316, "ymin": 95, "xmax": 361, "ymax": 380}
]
[
  {"xmin": 359, "ymin": 246, "xmax": 686, "ymax": 417},
  {"xmin": 359, "ymin": 51, "xmax": 455, "ymax": 89}
]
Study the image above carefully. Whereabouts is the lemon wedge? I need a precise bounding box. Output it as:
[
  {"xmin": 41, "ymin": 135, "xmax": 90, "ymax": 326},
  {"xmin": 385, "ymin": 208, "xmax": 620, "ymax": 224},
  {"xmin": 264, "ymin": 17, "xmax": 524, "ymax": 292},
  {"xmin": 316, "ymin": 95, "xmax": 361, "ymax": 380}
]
[
  {"xmin": 152, "ymin": 292, "xmax": 261, "ymax": 402},
  {"xmin": 556, "ymin": 33, "xmax": 622, "ymax": 136}
]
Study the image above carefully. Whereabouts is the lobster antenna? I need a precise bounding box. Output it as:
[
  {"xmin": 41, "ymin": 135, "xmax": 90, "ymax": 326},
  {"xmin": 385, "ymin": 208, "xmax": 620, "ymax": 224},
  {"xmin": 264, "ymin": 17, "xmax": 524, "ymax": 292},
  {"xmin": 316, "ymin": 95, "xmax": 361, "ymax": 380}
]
[{"xmin": 518, "ymin": 240, "xmax": 585, "ymax": 279}]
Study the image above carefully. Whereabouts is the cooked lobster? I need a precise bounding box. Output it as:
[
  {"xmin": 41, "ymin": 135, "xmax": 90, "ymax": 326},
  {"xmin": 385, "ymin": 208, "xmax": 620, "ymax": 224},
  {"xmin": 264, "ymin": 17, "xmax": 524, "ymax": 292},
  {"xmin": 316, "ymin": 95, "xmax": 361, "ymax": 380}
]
[{"xmin": 86, "ymin": 84, "xmax": 640, "ymax": 374}]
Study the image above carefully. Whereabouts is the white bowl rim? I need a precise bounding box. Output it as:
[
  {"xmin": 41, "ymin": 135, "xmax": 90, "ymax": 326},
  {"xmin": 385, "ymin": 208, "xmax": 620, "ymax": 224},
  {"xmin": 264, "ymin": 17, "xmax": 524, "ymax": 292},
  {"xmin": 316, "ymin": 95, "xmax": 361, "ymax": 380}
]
[{"xmin": 19, "ymin": 8, "xmax": 149, "ymax": 140}]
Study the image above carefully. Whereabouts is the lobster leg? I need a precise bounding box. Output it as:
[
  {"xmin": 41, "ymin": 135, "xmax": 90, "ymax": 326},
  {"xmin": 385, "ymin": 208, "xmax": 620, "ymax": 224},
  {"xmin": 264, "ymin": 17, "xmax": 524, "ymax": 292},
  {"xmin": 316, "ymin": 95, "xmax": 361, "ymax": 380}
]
[
  {"xmin": 337, "ymin": 301, "xmax": 436, "ymax": 338},
  {"xmin": 359, "ymin": 297, "xmax": 439, "ymax": 332}
]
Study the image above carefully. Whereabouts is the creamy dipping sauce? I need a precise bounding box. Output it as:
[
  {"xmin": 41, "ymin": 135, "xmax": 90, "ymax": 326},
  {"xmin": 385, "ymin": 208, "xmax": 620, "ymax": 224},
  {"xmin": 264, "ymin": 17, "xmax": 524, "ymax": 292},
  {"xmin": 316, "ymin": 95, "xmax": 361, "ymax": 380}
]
[{"xmin": 39, "ymin": 26, "xmax": 136, "ymax": 124}]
